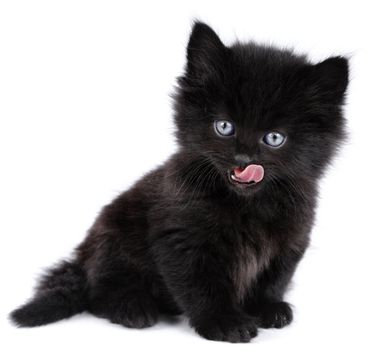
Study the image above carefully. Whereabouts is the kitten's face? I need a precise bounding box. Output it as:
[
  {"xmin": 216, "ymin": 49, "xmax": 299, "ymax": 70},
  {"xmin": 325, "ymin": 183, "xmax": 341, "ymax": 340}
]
[{"xmin": 174, "ymin": 22, "xmax": 348, "ymax": 196}]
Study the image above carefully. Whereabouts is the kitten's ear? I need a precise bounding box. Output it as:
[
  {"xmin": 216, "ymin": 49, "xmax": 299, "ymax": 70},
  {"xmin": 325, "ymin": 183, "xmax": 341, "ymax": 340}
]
[
  {"xmin": 309, "ymin": 56, "xmax": 349, "ymax": 104},
  {"xmin": 186, "ymin": 21, "xmax": 227, "ymax": 81}
]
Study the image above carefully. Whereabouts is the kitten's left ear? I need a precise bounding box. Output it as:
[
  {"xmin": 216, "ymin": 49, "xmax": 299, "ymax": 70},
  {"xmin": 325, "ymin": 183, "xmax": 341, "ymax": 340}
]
[
  {"xmin": 185, "ymin": 21, "xmax": 227, "ymax": 81},
  {"xmin": 309, "ymin": 56, "xmax": 349, "ymax": 104}
]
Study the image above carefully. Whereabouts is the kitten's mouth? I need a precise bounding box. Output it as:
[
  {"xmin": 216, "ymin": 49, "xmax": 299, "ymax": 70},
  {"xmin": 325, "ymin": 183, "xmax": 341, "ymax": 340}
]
[{"xmin": 228, "ymin": 164, "xmax": 264, "ymax": 188}]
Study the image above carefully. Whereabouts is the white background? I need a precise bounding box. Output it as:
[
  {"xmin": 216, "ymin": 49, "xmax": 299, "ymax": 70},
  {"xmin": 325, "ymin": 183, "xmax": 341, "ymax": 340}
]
[{"xmin": 1, "ymin": 0, "xmax": 367, "ymax": 348}]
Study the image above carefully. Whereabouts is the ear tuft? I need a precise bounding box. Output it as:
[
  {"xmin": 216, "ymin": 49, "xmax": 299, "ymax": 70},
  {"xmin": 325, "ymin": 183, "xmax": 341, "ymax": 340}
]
[
  {"xmin": 311, "ymin": 56, "xmax": 349, "ymax": 103},
  {"xmin": 186, "ymin": 21, "xmax": 226, "ymax": 81}
]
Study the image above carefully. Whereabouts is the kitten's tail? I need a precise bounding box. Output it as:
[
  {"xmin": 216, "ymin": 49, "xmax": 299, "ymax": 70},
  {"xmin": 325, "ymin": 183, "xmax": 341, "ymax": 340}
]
[{"xmin": 9, "ymin": 260, "xmax": 88, "ymax": 327}]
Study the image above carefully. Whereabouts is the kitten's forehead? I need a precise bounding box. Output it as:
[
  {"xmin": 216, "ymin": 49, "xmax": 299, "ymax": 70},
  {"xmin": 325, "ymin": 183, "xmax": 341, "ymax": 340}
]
[
  {"xmin": 230, "ymin": 43, "xmax": 307, "ymax": 94},
  {"xmin": 220, "ymin": 44, "xmax": 308, "ymax": 128},
  {"xmin": 231, "ymin": 43, "xmax": 307, "ymax": 72}
]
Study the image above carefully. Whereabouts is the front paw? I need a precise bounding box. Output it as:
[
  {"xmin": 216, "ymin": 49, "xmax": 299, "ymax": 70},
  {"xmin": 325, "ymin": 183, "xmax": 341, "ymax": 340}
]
[
  {"xmin": 257, "ymin": 301, "xmax": 293, "ymax": 329},
  {"xmin": 194, "ymin": 314, "xmax": 258, "ymax": 343}
]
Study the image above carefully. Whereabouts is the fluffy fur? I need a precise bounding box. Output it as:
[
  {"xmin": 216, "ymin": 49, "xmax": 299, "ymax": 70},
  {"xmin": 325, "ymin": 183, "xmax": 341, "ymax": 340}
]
[{"xmin": 10, "ymin": 22, "xmax": 349, "ymax": 343}]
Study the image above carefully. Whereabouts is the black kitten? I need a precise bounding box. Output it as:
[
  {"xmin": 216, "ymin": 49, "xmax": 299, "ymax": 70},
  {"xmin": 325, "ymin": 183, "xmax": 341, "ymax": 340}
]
[{"xmin": 10, "ymin": 22, "xmax": 348, "ymax": 343}]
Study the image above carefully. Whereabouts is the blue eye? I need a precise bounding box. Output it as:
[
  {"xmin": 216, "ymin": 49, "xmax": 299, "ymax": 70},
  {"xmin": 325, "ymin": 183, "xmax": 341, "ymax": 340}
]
[
  {"xmin": 214, "ymin": 120, "xmax": 235, "ymax": 137},
  {"xmin": 263, "ymin": 132, "xmax": 286, "ymax": 147}
]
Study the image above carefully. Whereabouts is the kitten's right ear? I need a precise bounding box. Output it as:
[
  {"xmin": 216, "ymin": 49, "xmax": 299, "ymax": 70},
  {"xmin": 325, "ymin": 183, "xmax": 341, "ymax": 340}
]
[
  {"xmin": 308, "ymin": 56, "xmax": 349, "ymax": 104},
  {"xmin": 186, "ymin": 21, "xmax": 227, "ymax": 81}
]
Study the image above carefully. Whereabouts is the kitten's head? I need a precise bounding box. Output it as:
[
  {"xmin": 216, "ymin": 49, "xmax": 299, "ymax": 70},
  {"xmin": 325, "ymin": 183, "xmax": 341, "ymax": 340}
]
[{"xmin": 174, "ymin": 22, "xmax": 349, "ymax": 196}]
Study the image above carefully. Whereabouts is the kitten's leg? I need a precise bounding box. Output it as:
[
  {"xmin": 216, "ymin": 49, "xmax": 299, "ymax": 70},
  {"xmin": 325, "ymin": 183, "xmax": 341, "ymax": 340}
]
[
  {"xmin": 88, "ymin": 265, "xmax": 159, "ymax": 329},
  {"xmin": 151, "ymin": 230, "xmax": 258, "ymax": 343},
  {"xmin": 246, "ymin": 251, "xmax": 304, "ymax": 329}
]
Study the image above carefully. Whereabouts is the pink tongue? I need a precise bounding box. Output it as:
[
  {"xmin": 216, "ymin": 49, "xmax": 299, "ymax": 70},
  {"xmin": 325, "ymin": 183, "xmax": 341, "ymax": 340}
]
[{"xmin": 233, "ymin": 164, "xmax": 264, "ymax": 183}]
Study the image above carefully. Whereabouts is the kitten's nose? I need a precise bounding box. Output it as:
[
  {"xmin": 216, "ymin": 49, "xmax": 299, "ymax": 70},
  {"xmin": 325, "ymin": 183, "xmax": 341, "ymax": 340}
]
[{"xmin": 234, "ymin": 154, "xmax": 252, "ymax": 168}]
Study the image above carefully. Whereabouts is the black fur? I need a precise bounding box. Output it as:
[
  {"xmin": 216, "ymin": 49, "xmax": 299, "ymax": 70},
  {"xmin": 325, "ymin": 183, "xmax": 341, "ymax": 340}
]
[{"xmin": 10, "ymin": 22, "xmax": 349, "ymax": 343}]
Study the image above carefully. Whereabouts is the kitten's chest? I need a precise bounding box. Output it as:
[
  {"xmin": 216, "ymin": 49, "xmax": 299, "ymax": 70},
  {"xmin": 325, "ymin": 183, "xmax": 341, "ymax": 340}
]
[{"xmin": 229, "ymin": 217, "xmax": 279, "ymax": 302}]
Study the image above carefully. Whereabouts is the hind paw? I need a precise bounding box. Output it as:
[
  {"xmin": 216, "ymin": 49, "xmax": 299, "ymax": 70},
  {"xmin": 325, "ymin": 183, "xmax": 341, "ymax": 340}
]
[{"xmin": 110, "ymin": 296, "xmax": 159, "ymax": 329}]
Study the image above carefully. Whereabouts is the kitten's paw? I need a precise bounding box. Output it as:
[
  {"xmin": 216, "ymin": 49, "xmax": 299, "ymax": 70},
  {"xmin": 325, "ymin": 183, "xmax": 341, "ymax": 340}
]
[
  {"xmin": 195, "ymin": 314, "xmax": 258, "ymax": 343},
  {"xmin": 111, "ymin": 296, "xmax": 159, "ymax": 329},
  {"xmin": 257, "ymin": 301, "xmax": 293, "ymax": 329}
]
